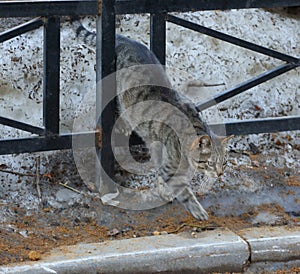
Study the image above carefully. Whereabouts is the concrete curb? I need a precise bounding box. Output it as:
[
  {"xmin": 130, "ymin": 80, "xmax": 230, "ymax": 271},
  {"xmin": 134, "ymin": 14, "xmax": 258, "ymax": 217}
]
[
  {"xmin": 0, "ymin": 226, "xmax": 299, "ymax": 274},
  {"xmin": 240, "ymin": 226, "xmax": 300, "ymax": 273}
]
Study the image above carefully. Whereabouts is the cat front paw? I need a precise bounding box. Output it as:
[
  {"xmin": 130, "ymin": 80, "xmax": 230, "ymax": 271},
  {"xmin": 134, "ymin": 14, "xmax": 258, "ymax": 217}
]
[
  {"xmin": 157, "ymin": 176, "xmax": 174, "ymax": 202},
  {"xmin": 177, "ymin": 189, "xmax": 209, "ymax": 220},
  {"xmin": 189, "ymin": 204, "xmax": 209, "ymax": 221}
]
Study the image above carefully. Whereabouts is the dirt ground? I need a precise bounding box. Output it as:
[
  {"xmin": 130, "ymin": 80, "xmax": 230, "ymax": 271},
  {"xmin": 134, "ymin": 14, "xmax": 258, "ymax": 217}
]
[
  {"xmin": 0, "ymin": 202, "xmax": 297, "ymax": 266},
  {"xmin": 0, "ymin": 207, "xmax": 249, "ymax": 265},
  {"xmin": 0, "ymin": 147, "xmax": 299, "ymax": 265}
]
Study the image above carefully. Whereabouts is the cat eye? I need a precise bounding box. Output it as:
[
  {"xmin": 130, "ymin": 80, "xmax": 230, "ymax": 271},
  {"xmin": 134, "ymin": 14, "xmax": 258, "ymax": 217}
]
[
  {"xmin": 208, "ymin": 161, "xmax": 214, "ymax": 166},
  {"xmin": 197, "ymin": 160, "xmax": 206, "ymax": 164}
]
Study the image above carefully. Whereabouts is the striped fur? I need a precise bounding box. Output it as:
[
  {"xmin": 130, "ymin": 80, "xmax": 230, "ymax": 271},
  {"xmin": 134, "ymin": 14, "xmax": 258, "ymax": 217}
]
[{"xmin": 73, "ymin": 19, "xmax": 227, "ymax": 220}]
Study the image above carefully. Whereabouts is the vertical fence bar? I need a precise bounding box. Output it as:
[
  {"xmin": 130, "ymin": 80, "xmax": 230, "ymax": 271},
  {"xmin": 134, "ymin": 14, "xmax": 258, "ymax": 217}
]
[
  {"xmin": 96, "ymin": 0, "xmax": 116, "ymax": 192},
  {"xmin": 95, "ymin": 0, "xmax": 103, "ymax": 192},
  {"xmin": 150, "ymin": 12, "xmax": 166, "ymax": 66},
  {"xmin": 43, "ymin": 16, "xmax": 60, "ymax": 135}
]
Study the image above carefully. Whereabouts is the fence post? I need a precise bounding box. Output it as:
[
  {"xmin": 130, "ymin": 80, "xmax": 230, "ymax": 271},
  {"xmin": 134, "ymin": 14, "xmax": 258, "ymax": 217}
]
[
  {"xmin": 150, "ymin": 12, "xmax": 166, "ymax": 66},
  {"xmin": 43, "ymin": 16, "xmax": 60, "ymax": 135},
  {"xmin": 95, "ymin": 0, "xmax": 116, "ymax": 193}
]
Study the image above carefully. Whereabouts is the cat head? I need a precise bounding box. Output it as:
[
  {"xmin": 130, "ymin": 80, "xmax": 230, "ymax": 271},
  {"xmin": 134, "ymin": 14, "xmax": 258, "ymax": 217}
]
[{"xmin": 189, "ymin": 135, "xmax": 232, "ymax": 178}]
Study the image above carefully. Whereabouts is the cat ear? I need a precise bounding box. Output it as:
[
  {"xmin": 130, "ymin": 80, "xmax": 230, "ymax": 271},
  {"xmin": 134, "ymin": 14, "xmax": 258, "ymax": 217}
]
[
  {"xmin": 189, "ymin": 137, "xmax": 201, "ymax": 151},
  {"xmin": 218, "ymin": 135, "xmax": 234, "ymax": 144},
  {"xmin": 189, "ymin": 135, "xmax": 211, "ymax": 150},
  {"xmin": 199, "ymin": 135, "xmax": 211, "ymax": 146}
]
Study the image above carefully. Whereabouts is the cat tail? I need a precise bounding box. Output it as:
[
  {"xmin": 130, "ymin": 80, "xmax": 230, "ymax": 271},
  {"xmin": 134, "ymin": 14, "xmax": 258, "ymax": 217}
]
[{"xmin": 71, "ymin": 17, "xmax": 96, "ymax": 46}]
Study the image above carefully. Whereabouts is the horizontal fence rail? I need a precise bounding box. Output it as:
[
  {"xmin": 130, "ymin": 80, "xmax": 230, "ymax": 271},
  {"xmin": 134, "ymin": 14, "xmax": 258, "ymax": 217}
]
[
  {"xmin": 0, "ymin": 0, "xmax": 300, "ymax": 17},
  {"xmin": 0, "ymin": 132, "xmax": 96, "ymax": 155},
  {"xmin": 115, "ymin": 0, "xmax": 300, "ymax": 14}
]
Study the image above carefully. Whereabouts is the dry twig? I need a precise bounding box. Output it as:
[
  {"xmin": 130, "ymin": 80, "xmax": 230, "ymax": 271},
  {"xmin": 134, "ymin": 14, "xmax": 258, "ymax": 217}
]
[
  {"xmin": 36, "ymin": 156, "xmax": 42, "ymax": 202},
  {"xmin": 0, "ymin": 168, "xmax": 35, "ymax": 177},
  {"xmin": 58, "ymin": 182, "xmax": 82, "ymax": 194},
  {"xmin": 168, "ymin": 223, "xmax": 217, "ymax": 234},
  {"xmin": 0, "ymin": 165, "xmax": 84, "ymax": 198}
]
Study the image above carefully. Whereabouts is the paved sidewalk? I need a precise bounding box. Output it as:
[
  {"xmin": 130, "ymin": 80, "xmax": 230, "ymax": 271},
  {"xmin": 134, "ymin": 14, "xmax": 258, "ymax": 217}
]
[{"xmin": 0, "ymin": 226, "xmax": 299, "ymax": 274}]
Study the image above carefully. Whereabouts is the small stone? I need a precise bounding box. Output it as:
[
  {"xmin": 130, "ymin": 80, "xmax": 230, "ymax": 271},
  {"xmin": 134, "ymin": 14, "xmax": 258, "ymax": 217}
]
[
  {"xmin": 19, "ymin": 230, "xmax": 28, "ymax": 238},
  {"xmin": 28, "ymin": 251, "xmax": 41, "ymax": 261},
  {"xmin": 249, "ymin": 143, "xmax": 260, "ymax": 155},
  {"xmin": 152, "ymin": 231, "xmax": 160, "ymax": 236},
  {"xmin": 251, "ymin": 160, "xmax": 260, "ymax": 167},
  {"xmin": 107, "ymin": 228, "xmax": 120, "ymax": 236},
  {"xmin": 55, "ymin": 188, "xmax": 79, "ymax": 203}
]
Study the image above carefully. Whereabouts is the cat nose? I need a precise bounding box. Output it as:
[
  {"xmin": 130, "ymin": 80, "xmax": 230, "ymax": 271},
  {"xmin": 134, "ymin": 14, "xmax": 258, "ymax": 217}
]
[{"xmin": 217, "ymin": 169, "xmax": 223, "ymax": 177}]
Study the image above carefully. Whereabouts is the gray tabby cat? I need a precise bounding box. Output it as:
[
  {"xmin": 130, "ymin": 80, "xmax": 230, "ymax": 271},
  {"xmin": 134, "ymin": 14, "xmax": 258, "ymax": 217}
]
[{"xmin": 73, "ymin": 19, "xmax": 228, "ymax": 220}]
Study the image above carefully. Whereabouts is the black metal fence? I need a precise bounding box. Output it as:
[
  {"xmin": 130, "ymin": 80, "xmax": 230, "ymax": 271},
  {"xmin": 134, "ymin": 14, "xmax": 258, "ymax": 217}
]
[
  {"xmin": 0, "ymin": 16, "xmax": 69, "ymax": 155},
  {"xmin": 0, "ymin": 0, "xmax": 299, "ymax": 159}
]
